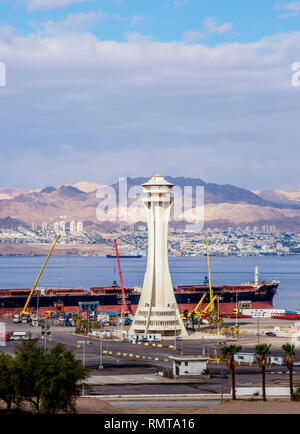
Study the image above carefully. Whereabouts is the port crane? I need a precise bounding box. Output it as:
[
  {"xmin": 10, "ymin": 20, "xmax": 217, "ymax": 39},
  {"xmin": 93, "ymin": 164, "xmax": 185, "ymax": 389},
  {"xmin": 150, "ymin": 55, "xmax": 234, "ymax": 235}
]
[
  {"xmin": 181, "ymin": 235, "xmax": 216, "ymax": 321},
  {"xmin": 21, "ymin": 234, "xmax": 60, "ymax": 316},
  {"xmin": 114, "ymin": 239, "xmax": 130, "ymax": 315}
]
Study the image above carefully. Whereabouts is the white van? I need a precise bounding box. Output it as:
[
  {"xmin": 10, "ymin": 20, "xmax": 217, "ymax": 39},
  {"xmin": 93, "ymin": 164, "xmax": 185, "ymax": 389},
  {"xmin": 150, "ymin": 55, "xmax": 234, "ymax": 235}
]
[{"xmin": 11, "ymin": 331, "xmax": 29, "ymax": 340}]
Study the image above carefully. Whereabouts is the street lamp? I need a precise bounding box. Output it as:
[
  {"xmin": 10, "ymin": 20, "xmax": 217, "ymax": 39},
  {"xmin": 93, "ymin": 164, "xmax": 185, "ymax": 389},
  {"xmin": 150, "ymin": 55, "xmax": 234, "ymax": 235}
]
[
  {"xmin": 99, "ymin": 336, "xmax": 104, "ymax": 370},
  {"xmin": 220, "ymin": 359, "xmax": 224, "ymax": 405},
  {"xmin": 172, "ymin": 303, "xmax": 177, "ymax": 351},
  {"xmin": 77, "ymin": 340, "xmax": 91, "ymax": 396}
]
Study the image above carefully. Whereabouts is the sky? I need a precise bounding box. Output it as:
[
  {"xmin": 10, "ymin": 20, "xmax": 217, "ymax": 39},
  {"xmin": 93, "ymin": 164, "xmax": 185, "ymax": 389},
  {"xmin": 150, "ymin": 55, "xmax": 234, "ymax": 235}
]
[{"xmin": 0, "ymin": 0, "xmax": 300, "ymax": 190}]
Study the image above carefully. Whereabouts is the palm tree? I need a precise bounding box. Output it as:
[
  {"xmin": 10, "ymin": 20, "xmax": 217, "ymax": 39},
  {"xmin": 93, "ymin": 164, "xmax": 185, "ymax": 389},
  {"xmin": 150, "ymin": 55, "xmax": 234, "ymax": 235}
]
[
  {"xmin": 183, "ymin": 310, "xmax": 189, "ymax": 327},
  {"xmin": 221, "ymin": 345, "xmax": 242, "ymax": 400},
  {"xmin": 282, "ymin": 343, "xmax": 296, "ymax": 400},
  {"xmin": 223, "ymin": 324, "xmax": 229, "ymax": 337},
  {"xmin": 255, "ymin": 344, "xmax": 271, "ymax": 401},
  {"xmin": 190, "ymin": 311, "xmax": 196, "ymax": 331},
  {"xmin": 230, "ymin": 327, "xmax": 235, "ymax": 338},
  {"xmin": 217, "ymin": 318, "xmax": 224, "ymax": 335}
]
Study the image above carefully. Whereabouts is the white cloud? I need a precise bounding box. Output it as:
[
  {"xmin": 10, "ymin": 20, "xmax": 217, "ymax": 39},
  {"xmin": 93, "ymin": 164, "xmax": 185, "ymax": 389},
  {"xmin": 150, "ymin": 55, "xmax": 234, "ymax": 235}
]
[
  {"xmin": 275, "ymin": 1, "xmax": 300, "ymax": 18},
  {"xmin": 125, "ymin": 31, "xmax": 153, "ymax": 42},
  {"xmin": 40, "ymin": 11, "xmax": 107, "ymax": 36},
  {"xmin": 28, "ymin": 0, "xmax": 88, "ymax": 11},
  {"xmin": 0, "ymin": 26, "xmax": 300, "ymax": 189},
  {"xmin": 130, "ymin": 15, "xmax": 143, "ymax": 27},
  {"xmin": 183, "ymin": 30, "xmax": 204, "ymax": 43},
  {"xmin": 173, "ymin": 0, "xmax": 189, "ymax": 9},
  {"xmin": 204, "ymin": 18, "xmax": 233, "ymax": 34}
]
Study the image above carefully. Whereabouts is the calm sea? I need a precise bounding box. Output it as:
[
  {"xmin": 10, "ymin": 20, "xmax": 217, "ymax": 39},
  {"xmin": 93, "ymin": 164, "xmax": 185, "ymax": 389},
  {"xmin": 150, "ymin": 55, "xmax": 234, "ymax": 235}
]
[{"xmin": 0, "ymin": 256, "xmax": 299, "ymax": 310}]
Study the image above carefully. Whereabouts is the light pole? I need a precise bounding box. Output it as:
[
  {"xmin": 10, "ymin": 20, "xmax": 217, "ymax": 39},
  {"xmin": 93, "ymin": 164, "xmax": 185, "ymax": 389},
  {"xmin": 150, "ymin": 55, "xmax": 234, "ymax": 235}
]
[
  {"xmin": 78, "ymin": 340, "xmax": 90, "ymax": 396},
  {"xmin": 220, "ymin": 359, "xmax": 224, "ymax": 404},
  {"xmin": 99, "ymin": 337, "xmax": 103, "ymax": 370},
  {"xmin": 172, "ymin": 303, "xmax": 177, "ymax": 351},
  {"xmin": 257, "ymin": 316, "xmax": 260, "ymax": 345}
]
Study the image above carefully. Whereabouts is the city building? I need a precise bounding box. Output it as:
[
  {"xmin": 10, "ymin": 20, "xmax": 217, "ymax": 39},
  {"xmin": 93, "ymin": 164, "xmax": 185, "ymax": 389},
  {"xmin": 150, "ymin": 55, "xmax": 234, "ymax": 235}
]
[
  {"xmin": 77, "ymin": 221, "xmax": 83, "ymax": 233},
  {"xmin": 59, "ymin": 220, "xmax": 66, "ymax": 232},
  {"xmin": 171, "ymin": 356, "xmax": 209, "ymax": 377},
  {"xmin": 70, "ymin": 220, "xmax": 76, "ymax": 234}
]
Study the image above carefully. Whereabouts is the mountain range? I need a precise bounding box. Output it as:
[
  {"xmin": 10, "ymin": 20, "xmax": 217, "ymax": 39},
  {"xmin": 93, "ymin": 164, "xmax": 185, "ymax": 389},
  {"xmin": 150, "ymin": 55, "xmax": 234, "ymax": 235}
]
[{"xmin": 0, "ymin": 178, "xmax": 300, "ymax": 231}]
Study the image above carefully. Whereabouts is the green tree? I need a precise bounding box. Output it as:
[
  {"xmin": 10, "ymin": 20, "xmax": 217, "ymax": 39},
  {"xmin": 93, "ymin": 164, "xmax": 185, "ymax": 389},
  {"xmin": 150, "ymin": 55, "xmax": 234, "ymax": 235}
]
[
  {"xmin": 221, "ymin": 345, "xmax": 242, "ymax": 400},
  {"xmin": 13, "ymin": 338, "xmax": 89, "ymax": 414},
  {"xmin": 0, "ymin": 352, "xmax": 16, "ymax": 411},
  {"xmin": 255, "ymin": 344, "xmax": 271, "ymax": 401},
  {"xmin": 282, "ymin": 343, "xmax": 296, "ymax": 400},
  {"xmin": 13, "ymin": 338, "xmax": 46, "ymax": 412},
  {"xmin": 40, "ymin": 343, "xmax": 89, "ymax": 414}
]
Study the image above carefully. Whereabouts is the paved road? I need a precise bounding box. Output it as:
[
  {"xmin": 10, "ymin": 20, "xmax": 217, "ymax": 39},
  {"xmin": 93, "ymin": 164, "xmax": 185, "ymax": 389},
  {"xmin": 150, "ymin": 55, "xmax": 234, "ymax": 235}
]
[{"xmin": 2, "ymin": 317, "xmax": 300, "ymax": 396}]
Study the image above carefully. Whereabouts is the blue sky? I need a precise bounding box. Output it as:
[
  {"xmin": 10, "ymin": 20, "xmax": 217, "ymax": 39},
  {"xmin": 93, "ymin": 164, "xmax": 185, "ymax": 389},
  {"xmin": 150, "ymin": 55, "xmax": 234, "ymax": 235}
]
[
  {"xmin": 2, "ymin": 0, "xmax": 300, "ymax": 44},
  {"xmin": 0, "ymin": 1, "xmax": 300, "ymax": 190}
]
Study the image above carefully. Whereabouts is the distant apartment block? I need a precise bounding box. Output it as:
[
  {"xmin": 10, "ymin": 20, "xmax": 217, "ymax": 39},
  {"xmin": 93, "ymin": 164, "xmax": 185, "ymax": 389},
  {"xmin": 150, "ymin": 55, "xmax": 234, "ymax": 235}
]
[
  {"xmin": 70, "ymin": 220, "xmax": 76, "ymax": 234},
  {"xmin": 77, "ymin": 221, "xmax": 83, "ymax": 233}
]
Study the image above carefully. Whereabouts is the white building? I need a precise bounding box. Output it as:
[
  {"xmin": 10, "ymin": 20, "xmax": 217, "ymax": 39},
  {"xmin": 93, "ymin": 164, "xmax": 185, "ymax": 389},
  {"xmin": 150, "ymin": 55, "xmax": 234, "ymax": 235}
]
[
  {"xmin": 234, "ymin": 353, "xmax": 256, "ymax": 364},
  {"xmin": 129, "ymin": 174, "xmax": 187, "ymax": 338},
  {"xmin": 59, "ymin": 220, "xmax": 66, "ymax": 232},
  {"xmin": 171, "ymin": 356, "xmax": 208, "ymax": 377},
  {"xmin": 53, "ymin": 222, "xmax": 59, "ymax": 232},
  {"xmin": 77, "ymin": 221, "xmax": 83, "ymax": 233},
  {"xmin": 41, "ymin": 222, "xmax": 48, "ymax": 232},
  {"xmin": 70, "ymin": 220, "xmax": 76, "ymax": 234}
]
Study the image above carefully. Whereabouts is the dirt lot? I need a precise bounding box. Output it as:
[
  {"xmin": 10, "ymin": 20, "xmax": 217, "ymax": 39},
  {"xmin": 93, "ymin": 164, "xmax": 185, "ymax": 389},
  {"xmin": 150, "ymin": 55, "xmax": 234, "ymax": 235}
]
[{"xmin": 76, "ymin": 397, "xmax": 300, "ymax": 414}]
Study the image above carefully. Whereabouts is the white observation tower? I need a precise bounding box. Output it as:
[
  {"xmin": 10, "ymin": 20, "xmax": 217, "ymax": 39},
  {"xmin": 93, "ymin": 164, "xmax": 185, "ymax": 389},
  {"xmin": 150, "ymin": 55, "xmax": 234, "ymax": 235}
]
[{"xmin": 129, "ymin": 174, "xmax": 188, "ymax": 337}]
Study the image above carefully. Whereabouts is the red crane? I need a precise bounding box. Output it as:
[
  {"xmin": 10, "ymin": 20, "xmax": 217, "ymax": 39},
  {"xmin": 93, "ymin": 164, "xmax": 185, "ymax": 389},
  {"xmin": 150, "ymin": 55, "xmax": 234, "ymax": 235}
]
[{"xmin": 114, "ymin": 239, "xmax": 130, "ymax": 314}]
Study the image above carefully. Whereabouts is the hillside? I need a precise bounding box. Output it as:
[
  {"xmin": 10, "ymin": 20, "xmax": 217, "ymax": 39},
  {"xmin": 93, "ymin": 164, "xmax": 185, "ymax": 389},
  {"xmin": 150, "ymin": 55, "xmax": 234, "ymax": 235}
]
[{"xmin": 0, "ymin": 177, "xmax": 300, "ymax": 230}]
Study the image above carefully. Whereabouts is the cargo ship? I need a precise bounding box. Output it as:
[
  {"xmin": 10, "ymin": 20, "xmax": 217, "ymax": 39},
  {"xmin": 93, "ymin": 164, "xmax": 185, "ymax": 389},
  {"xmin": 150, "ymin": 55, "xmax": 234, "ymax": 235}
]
[
  {"xmin": 106, "ymin": 254, "xmax": 143, "ymax": 259},
  {"xmin": 0, "ymin": 268, "xmax": 279, "ymax": 318}
]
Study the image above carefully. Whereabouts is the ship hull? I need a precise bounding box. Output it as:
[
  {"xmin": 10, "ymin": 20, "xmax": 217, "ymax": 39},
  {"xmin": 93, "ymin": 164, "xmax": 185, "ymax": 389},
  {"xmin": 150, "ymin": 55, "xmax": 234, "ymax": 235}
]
[{"xmin": 0, "ymin": 283, "xmax": 277, "ymax": 318}]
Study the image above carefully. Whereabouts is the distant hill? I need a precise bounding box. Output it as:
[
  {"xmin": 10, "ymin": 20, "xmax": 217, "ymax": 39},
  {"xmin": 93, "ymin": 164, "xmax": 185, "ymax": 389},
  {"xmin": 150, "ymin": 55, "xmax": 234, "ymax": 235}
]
[
  {"xmin": 255, "ymin": 189, "xmax": 300, "ymax": 206},
  {"xmin": 0, "ymin": 178, "xmax": 300, "ymax": 230}
]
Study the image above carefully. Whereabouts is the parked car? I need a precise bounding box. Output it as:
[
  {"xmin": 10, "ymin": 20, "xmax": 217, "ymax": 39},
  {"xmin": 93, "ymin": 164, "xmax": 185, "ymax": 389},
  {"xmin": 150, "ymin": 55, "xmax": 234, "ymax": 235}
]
[{"xmin": 265, "ymin": 331, "xmax": 276, "ymax": 337}]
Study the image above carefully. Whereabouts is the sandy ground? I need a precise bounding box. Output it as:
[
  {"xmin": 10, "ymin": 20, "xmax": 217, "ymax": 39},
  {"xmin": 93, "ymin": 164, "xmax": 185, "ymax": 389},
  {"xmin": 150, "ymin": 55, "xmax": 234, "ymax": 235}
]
[{"xmin": 76, "ymin": 397, "xmax": 300, "ymax": 414}]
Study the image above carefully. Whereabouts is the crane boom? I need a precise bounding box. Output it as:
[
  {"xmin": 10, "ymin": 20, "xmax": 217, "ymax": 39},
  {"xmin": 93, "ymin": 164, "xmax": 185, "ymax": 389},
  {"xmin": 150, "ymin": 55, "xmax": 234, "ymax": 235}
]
[
  {"xmin": 22, "ymin": 234, "xmax": 60, "ymax": 315},
  {"xmin": 114, "ymin": 239, "xmax": 130, "ymax": 314},
  {"xmin": 206, "ymin": 235, "xmax": 215, "ymax": 310}
]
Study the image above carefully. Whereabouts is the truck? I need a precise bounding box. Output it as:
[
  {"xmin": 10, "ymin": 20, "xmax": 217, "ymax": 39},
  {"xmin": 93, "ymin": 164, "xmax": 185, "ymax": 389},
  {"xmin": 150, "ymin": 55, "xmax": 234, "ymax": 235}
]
[{"xmin": 13, "ymin": 314, "xmax": 21, "ymax": 323}]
